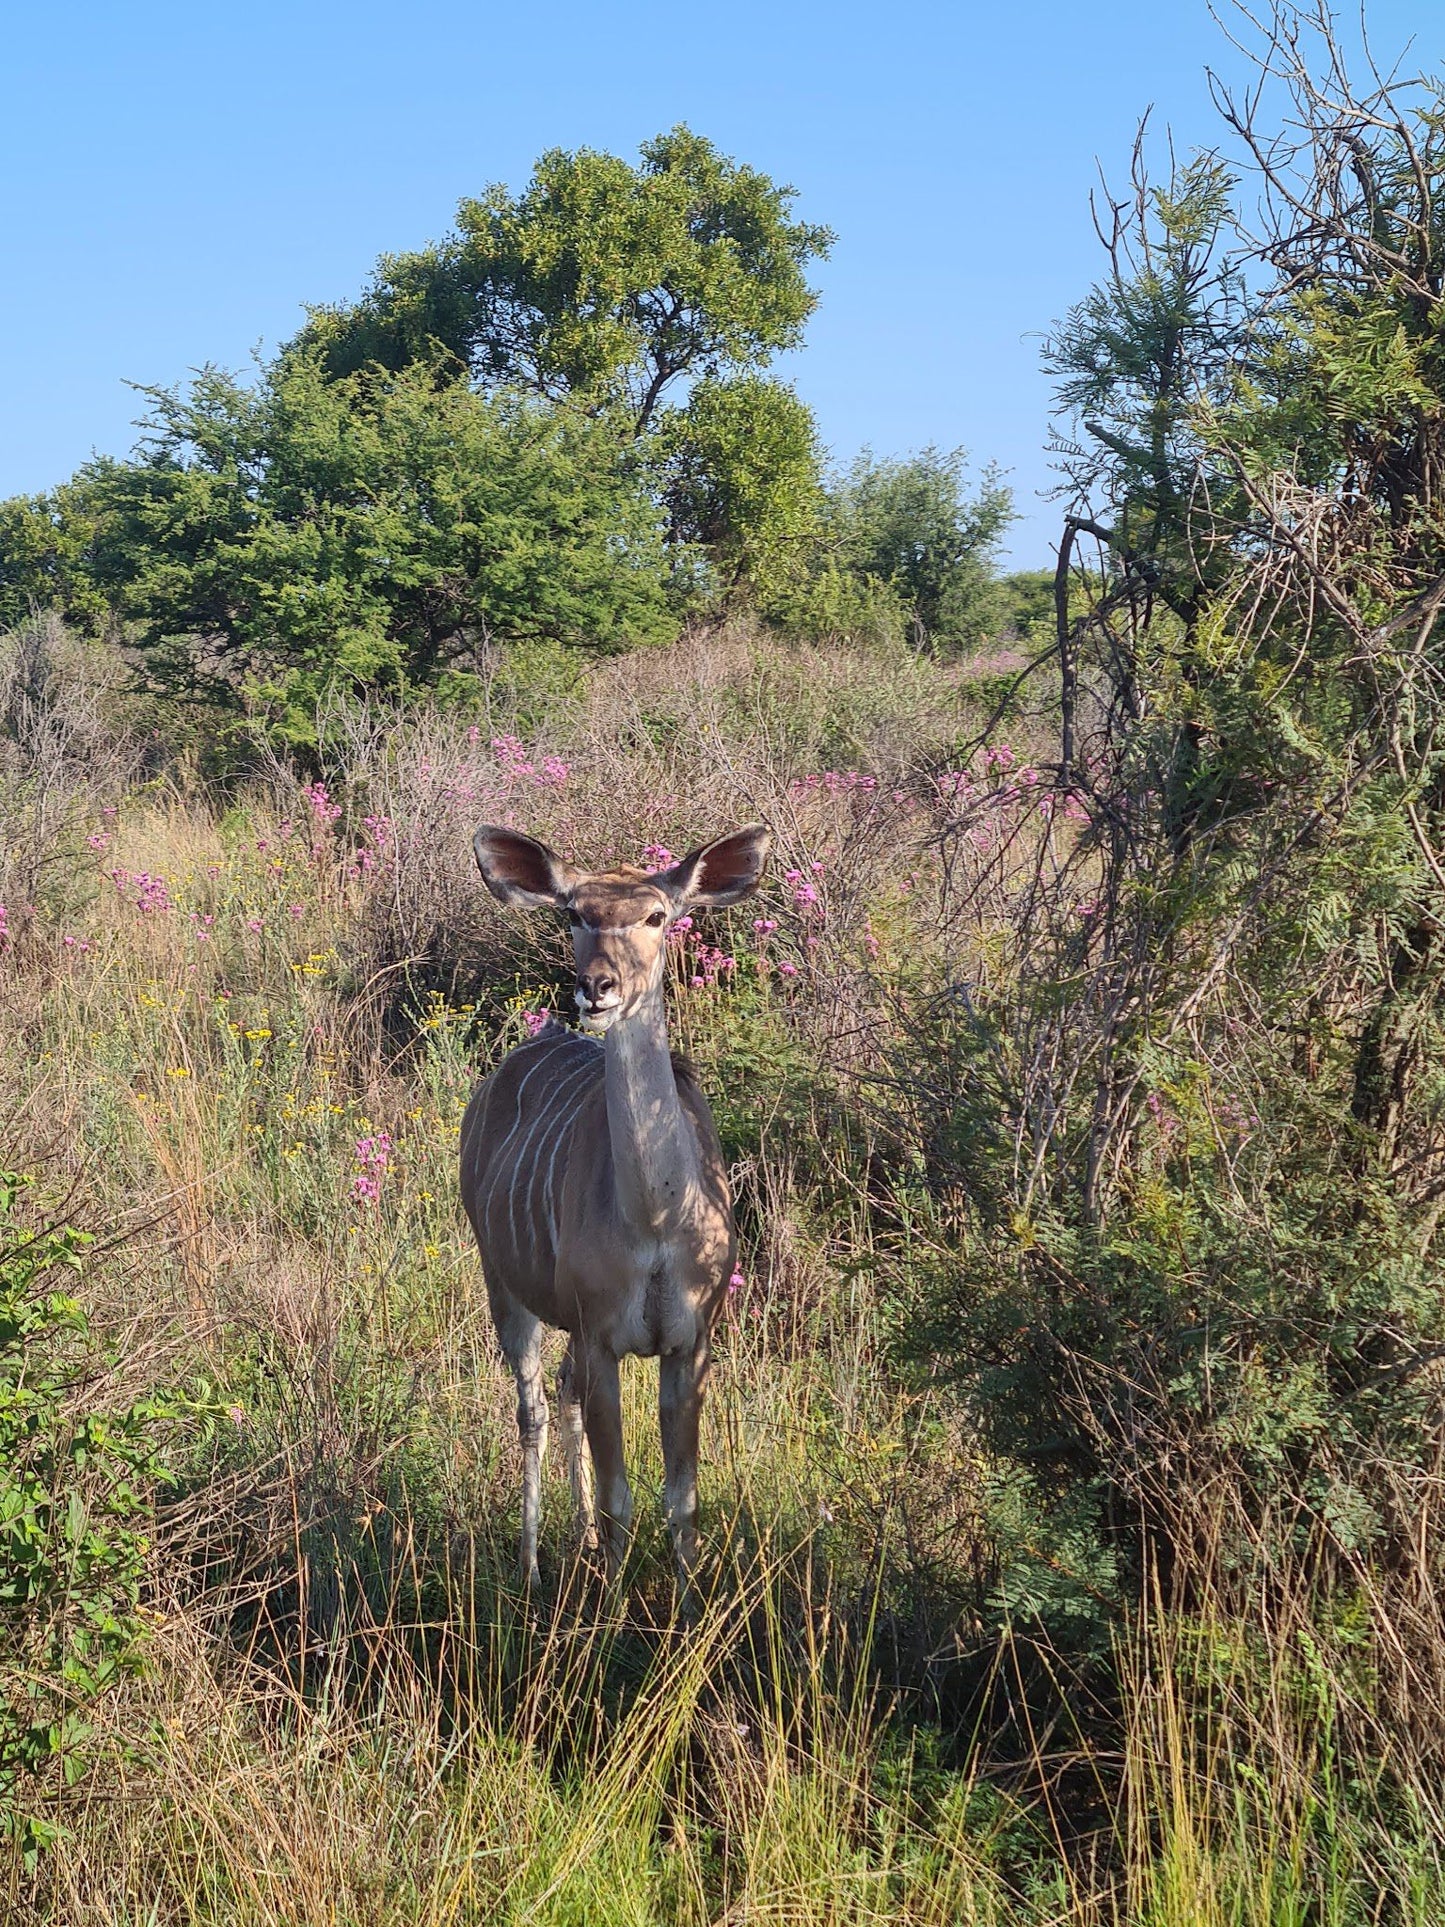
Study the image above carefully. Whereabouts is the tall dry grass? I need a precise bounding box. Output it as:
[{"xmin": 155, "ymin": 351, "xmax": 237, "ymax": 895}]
[{"xmin": 0, "ymin": 623, "xmax": 1441, "ymax": 1921}]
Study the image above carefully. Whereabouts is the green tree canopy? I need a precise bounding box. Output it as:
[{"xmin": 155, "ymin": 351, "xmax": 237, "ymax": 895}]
[
  {"xmin": 658, "ymin": 376, "xmax": 825, "ymax": 608},
  {"xmin": 296, "ymin": 126, "xmax": 834, "ymax": 432},
  {"xmin": 821, "ymin": 447, "xmax": 1014, "ymax": 650},
  {"xmin": 60, "ymin": 355, "xmax": 678, "ymax": 737}
]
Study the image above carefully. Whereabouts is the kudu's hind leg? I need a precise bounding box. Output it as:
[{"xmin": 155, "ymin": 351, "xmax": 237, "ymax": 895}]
[
  {"xmin": 492, "ymin": 1292, "xmax": 548, "ymax": 1588},
  {"xmin": 557, "ymin": 1341, "xmax": 597, "ymax": 1553},
  {"xmin": 659, "ymin": 1341, "xmax": 708, "ymax": 1593}
]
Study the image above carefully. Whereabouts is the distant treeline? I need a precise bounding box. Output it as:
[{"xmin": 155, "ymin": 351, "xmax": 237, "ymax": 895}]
[{"xmin": 0, "ymin": 128, "xmax": 1025, "ymax": 741}]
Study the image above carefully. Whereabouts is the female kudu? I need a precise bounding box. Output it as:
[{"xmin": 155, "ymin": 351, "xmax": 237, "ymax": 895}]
[{"xmin": 460, "ymin": 823, "xmax": 770, "ymax": 1590}]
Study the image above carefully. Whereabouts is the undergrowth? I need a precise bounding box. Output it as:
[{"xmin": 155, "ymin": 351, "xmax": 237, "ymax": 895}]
[{"xmin": 0, "ymin": 620, "xmax": 1439, "ymax": 1921}]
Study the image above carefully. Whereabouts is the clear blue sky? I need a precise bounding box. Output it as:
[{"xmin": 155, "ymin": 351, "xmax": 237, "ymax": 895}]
[{"xmin": 4, "ymin": 1, "xmax": 1438, "ymax": 566}]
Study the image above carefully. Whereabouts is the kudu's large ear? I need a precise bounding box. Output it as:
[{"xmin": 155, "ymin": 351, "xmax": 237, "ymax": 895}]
[
  {"xmin": 661, "ymin": 825, "xmax": 771, "ymax": 909},
  {"xmin": 473, "ymin": 826, "xmax": 574, "ymax": 909}
]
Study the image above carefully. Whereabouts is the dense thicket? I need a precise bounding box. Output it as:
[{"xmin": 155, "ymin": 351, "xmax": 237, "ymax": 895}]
[{"xmin": 915, "ymin": 8, "xmax": 1445, "ymax": 1675}]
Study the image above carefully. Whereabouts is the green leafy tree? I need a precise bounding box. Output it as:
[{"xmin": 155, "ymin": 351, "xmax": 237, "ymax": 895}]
[
  {"xmin": 994, "ymin": 569, "xmax": 1058, "ymax": 644},
  {"xmin": 0, "ymin": 489, "xmax": 108, "ymax": 634},
  {"xmin": 658, "ymin": 376, "xmax": 825, "ymax": 608},
  {"xmin": 1043, "ymin": 141, "xmax": 1246, "ymax": 624},
  {"xmin": 1, "ymin": 128, "xmax": 838, "ymax": 696},
  {"xmin": 52, "ymin": 355, "xmax": 679, "ymax": 736},
  {"xmin": 918, "ymin": 4, "xmax": 1445, "ymax": 1640},
  {"xmin": 821, "ymin": 447, "xmax": 1014, "ymax": 651},
  {"xmin": 297, "ymin": 126, "xmax": 833, "ymax": 432}
]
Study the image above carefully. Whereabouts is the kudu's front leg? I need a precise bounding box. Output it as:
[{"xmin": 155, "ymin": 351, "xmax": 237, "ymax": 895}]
[
  {"xmin": 557, "ymin": 1340, "xmax": 598, "ymax": 1554},
  {"xmin": 659, "ymin": 1340, "xmax": 708, "ymax": 1594},
  {"xmin": 575, "ymin": 1343, "xmax": 632, "ymax": 1580},
  {"xmin": 494, "ymin": 1295, "xmax": 548, "ymax": 1589}
]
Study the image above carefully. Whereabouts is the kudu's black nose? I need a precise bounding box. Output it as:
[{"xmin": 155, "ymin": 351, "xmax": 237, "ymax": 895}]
[{"xmin": 577, "ymin": 968, "xmax": 617, "ymax": 1006}]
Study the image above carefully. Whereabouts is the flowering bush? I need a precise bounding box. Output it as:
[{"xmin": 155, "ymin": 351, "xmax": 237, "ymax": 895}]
[
  {"xmin": 303, "ymin": 782, "xmax": 342, "ymax": 829},
  {"xmin": 110, "ymin": 870, "xmax": 173, "ymax": 915}
]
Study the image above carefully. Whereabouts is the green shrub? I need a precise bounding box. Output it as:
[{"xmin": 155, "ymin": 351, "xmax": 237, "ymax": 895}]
[{"xmin": 0, "ymin": 1175, "xmax": 185, "ymax": 1862}]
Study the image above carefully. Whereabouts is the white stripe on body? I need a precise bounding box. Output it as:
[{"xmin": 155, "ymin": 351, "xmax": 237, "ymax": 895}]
[
  {"xmin": 478, "ymin": 1040, "xmax": 566, "ymax": 1236},
  {"xmin": 540, "ymin": 1076, "xmax": 595, "ymax": 1243},
  {"xmin": 481, "ymin": 1033, "xmax": 603, "ymax": 1278},
  {"xmin": 503, "ymin": 1056, "xmax": 587, "ymax": 1267}
]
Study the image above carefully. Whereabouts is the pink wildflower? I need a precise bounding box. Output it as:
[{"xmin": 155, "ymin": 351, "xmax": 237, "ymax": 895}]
[
  {"xmin": 522, "ymin": 1009, "xmax": 551, "ymax": 1038},
  {"xmin": 111, "ymin": 870, "xmax": 173, "ymax": 914},
  {"xmin": 303, "ymin": 781, "xmax": 342, "ymax": 826},
  {"xmin": 353, "ymin": 1132, "xmax": 393, "ymax": 1207},
  {"xmin": 491, "ymin": 734, "xmax": 535, "ymax": 780},
  {"xmin": 683, "ymin": 940, "xmax": 736, "ymax": 989}
]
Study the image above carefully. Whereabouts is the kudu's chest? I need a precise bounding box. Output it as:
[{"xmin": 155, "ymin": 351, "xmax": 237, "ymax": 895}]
[{"xmin": 460, "ymin": 1028, "xmax": 732, "ymax": 1359}]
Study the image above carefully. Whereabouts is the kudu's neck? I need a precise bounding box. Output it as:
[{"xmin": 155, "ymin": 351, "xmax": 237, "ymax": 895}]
[{"xmin": 603, "ymin": 985, "xmax": 696, "ymax": 1232}]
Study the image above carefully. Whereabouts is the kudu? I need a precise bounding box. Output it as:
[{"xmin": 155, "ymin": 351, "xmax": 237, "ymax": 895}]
[{"xmin": 460, "ymin": 823, "xmax": 770, "ymax": 1590}]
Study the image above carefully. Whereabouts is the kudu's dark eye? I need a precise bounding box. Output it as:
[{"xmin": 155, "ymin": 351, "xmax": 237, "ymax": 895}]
[{"xmin": 646, "ymin": 910, "xmax": 666, "ymax": 928}]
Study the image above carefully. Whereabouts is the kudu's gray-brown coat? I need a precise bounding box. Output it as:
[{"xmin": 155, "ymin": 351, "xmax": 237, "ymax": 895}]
[{"xmin": 460, "ymin": 824, "xmax": 770, "ymax": 1588}]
